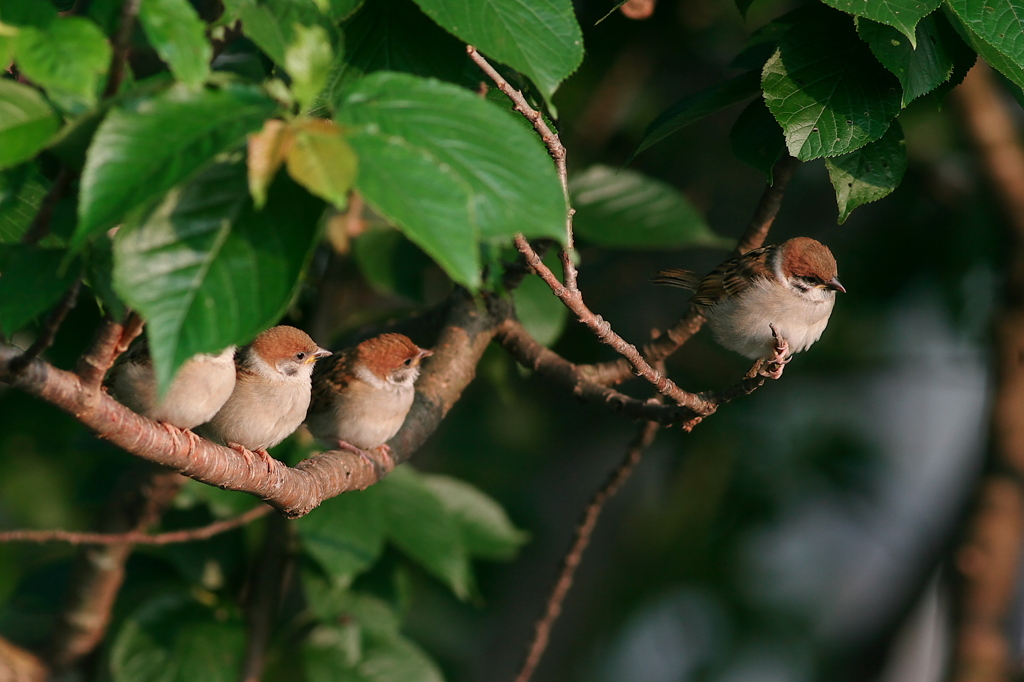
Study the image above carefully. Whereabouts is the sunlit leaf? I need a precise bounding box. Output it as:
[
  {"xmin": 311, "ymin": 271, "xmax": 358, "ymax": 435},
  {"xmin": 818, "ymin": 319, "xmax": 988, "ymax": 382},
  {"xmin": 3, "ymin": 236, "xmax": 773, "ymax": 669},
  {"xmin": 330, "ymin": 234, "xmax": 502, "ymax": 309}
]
[
  {"xmin": 826, "ymin": 122, "xmax": 907, "ymax": 223},
  {"xmin": 112, "ymin": 161, "xmax": 323, "ymax": 394},
  {"xmin": 285, "ymin": 118, "xmax": 357, "ymax": 209},
  {"xmin": 822, "ymin": 0, "xmax": 940, "ymax": 46},
  {"xmin": 285, "ymin": 23, "xmax": 333, "ymax": 111},
  {"xmin": 78, "ymin": 83, "xmax": 279, "ymax": 243},
  {"xmin": 14, "ymin": 16, "xmax": 111, "ymax": 110},
  {"xmin": 139, "ymin": 0, "xmax": 212, "ymax": 88},
  {"xmin": 0, "ymin": 80, "xmax": 60, "ymax": 170}
]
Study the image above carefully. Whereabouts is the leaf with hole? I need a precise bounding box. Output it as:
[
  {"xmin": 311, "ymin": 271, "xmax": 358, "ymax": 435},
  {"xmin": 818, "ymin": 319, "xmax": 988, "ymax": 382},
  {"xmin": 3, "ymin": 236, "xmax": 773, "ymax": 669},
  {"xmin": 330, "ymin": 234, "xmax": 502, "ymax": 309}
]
[{"xmin": 762, "ymin": 6, "xmax": 902, "ymax": 160}]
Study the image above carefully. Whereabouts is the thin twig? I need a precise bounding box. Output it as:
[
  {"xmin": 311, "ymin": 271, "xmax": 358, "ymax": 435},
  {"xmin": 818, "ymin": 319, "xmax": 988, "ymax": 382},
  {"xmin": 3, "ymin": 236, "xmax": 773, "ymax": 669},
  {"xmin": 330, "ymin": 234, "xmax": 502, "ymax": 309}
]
[
  {"xmin": 21, "ymin": 170, "xmax": 74, "ymax": 246},
  {"xmin": 9, "ymin": 278, "xmax": 82, "ymax": 374},
  {"xmin": 0, "ymin": 505, "xmax": 272, "ymax": 545},
  {"xmin": 515, "ymin": 419, "xmax": 661, "ymax": 682},
  {"xmin": 513, "ymin": 234, "xmax": 702, "ymax": 408}
]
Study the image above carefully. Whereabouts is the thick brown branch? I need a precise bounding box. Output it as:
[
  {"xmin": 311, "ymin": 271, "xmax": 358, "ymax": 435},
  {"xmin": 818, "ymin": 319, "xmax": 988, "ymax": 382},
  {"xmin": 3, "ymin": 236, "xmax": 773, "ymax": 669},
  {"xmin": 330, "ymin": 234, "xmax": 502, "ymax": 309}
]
[
  {"xmin": 1, "ymin": 291, "xmax": 506, "ymax": 519},
  {"xmin": 516, "ymin": 419, "xmax": 661, "ymax": 682},
  {"xmin": 0, "ymin": 505, "xmax": 272, "ymax": 545}
]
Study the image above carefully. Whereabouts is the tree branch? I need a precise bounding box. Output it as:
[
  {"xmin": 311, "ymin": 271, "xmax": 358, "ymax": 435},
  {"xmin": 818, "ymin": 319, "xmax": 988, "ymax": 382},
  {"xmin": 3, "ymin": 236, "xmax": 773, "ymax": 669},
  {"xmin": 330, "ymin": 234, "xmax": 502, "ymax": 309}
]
[
  {"xmin": 0, "ymin": 504, "xmax": 271, "ymax": 545},
  {"xmin": 0, "ymin": 290, "xmax": 507, "ymax": 519},
  {"xmin": 515, "ymin": 419, "xmax": 661, "ymax": 682}
]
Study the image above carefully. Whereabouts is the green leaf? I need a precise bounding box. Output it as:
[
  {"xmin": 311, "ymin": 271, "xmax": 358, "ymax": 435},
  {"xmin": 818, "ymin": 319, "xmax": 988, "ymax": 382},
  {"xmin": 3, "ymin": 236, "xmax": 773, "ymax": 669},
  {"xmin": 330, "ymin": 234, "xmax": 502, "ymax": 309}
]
[
  {"xmin": 0, "ymin": 166, "xmax": 48, "ymax": 243},
  {"xmin": 946, "ymin": 0, "xmax": 1024, "ymax": 70},
  {"xmin": 634, "ymin": 71, "xmax": 761, "ymax": 158},
  {"xmin": 298, "ymin": 487, "xmax": 387, "ymax": 581},
  {"xmin": 858, "ymin": 14, "xmax": 964, "ymax": 106},
  {"xmin": 0, "ymin": 0, "xmax": 57, "ymax": 29},
  {"xmin": 420, "ymin": 473, "xmax": 528, "ymax": 560},
  {"xmin": 285, "ymin": 119, "xmax": 357, "ymax": 209},
  {"xmin": 826, "ymin": 121, "xmax": 907, "ymax": 223},
  {"xmin": 139, "ymin": 0, "xmax": 212, "ymax": 88},
  {"xmin": 410, "ymin": 0, "xmax": 583, "ymax": 112},
  {"xmin": 301, "ymin": 595, "xmax": 444, "ymax": 682},
  {"xmin": 323, "ymin": 0, "xmax": 471, "ymax": 104},
  {"xmin": 231, "ymin": 0, "xmax": 329, "ymax": 65},
  {"xmin": 570, "ymin": 165, "xmax": 725, "ymax": 250},
  {"xmin": 0, "ymin": 246, "xmax": 79, "ymax": 335},
  {"xmin": 109, "ymin": 593, "xmax": 246, "ymax": 682},
  {"xmin": 762, "ymin": 6, "xmax": 902, "ymax": 160},
  {"xmin": 285, "ymin": 23, "xmax": 334, "ymax": 111},
  {"xmin": 821, "ymin": 0, "xmax": 941, "ymax": 47},
  {"xmin": 944, "ymin": 5, "xmax": 1024, "ymax": 91},
  {"xmin": 729, "ymin": 98, "xmax": 786, "ymax": 182},
  {"xmin": 0, "ymin": 80, "xmax": 60, "ymax": 170},
  {"xmin": 112, "ymin": 161, "xmax": 324, "ymax": 395},
  {"xmin": 338, "ymin": 72, "xmax": 566, "ymax": 288},
  {"xmin": 380, "ymin": 466, "xmax": 473, "ymax": 599},
  {"xmin": 14, "ymin": 17, "xmax": 111, "ymax": 111},
  {"xmin": 77, "ymin": 83, "xmax": 279, "ymax": 244}
]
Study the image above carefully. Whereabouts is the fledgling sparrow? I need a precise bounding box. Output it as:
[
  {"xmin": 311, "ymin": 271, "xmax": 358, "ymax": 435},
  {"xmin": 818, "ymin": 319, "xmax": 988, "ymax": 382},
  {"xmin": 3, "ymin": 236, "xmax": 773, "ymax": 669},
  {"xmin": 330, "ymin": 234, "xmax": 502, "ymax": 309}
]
[
  {"xmin": 107, "ymin": 341, "xmax": 237, "ymax": 430},
  {"xmin": 305, "ymin": 333, "xmax": 432, "ymax": 468},
  {"xmin": 653, "ymin": 237, "xmax": 845, "ymax": 378},
  {"xmin": 198, "ymin": 325, "xmax": 330, "ymax": 460}
]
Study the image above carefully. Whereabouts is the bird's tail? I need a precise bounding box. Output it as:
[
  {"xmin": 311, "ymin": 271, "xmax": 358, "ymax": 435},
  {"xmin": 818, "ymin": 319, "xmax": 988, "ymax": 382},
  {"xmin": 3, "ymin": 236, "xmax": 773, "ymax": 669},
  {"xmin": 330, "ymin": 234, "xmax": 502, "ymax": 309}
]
[{"xmin": 651, "ymin": 269, "xmax": 702, "ymax": 291}]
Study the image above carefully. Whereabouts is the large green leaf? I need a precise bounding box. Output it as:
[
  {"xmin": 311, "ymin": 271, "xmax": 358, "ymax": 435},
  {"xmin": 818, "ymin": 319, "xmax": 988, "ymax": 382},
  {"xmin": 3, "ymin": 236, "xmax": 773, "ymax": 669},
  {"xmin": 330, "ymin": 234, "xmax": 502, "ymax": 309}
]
[
  {"xmin": 112, "ymin": 161, "xmax": 324, "ymax": 394},
  {"xmin": 138, "ymin": 0, "xmax": 212, "ymax": 88},
  {"xmin": 380, "ymin": 466, "xmax": 473, "ymax": 599},
  {"xmin": 322, "ymin": 0, "xmax": 470, "ymax": 105},
  {"xmin": 298, "ymin": 487, "xmax": 387, "ymax": 581},
  {"xmin": 77, "ymin": 83, "xmax": 279, "ymax": 244},
  {"xmin": 762, "ymin": 6, "xmax": 902, "ymax": 160},
  {"xmin": 410, "ymin": 0, "xmax": 583, "ymax": 111},
  {"xmin": 0, "ymin": 80, "xmax": 60, "ymax": 170},
  {"xmin": 420, "ymin": 473, "xmax": 528, "ymax": 560},
  {"xmin": 826, "ymin": 122, "xmax": 907, "ymax": 223},
  {"xmin": 228, "ymin": 0, "xmax": 330, "ymax": 65},
  {"xmin": 338, "ymin": 72, "xmax": 566, "ymax": 287},
  {"xmin": 570, "ymin": 165, "xmax": 726, "ymax": 250},
  {"xmin": 14, "ymin": 16, "xmax": 111, "ymax": 111},
  {"xmin": 946, "ymin": 0, "xmax": 1024, "ymax": 69},
  {"xmin": 109, "ymin": 593, "xmax": 246, "ymax": 682},
  {"xmin": 822, "ymin": 0, "xmax": 940, "ymax": 46},
  {"xmin": 944, "ymin": 5, "xmax": 1024, "ymax": 91},
  {"xmin": 857, "ymin": 13, "xmax": 965, "ymax": 106},
  {"xmin": 634, "ymin": 71, "xmax": 761, "ymax": 158}
]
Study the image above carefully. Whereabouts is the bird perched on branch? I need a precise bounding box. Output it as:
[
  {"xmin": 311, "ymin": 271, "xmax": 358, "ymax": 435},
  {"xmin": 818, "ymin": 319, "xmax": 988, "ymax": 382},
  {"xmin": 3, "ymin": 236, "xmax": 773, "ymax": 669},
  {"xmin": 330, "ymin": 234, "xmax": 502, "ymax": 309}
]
[
  {"xmin": 306, "ymin": 333, "xmax": 432, "ymax": 470},
  {"xmin": 107, "ymin": 341, "xmax": 236, "ymax": 430},
  {"xmin": 653, "ymin": 236, "xmax": 845, "ymax": 379},
  {"xmin": 199, "ymin": 326, "xmax": 330, "ymax": 460}
]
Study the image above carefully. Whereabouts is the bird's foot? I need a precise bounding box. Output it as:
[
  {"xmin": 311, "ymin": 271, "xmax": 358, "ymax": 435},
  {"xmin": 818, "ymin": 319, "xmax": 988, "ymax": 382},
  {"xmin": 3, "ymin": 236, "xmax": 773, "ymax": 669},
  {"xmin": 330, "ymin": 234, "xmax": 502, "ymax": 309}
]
[
  {"xmin": 226, "ymin": 442, "xmax": 276, "ymax": 472},
  {"xmin": 759, "ymin": 324, "xmax": 792, "ymax": 380},
  {"xmin": 336, "ymin": 440, "xmax": 390, "ymax": 478}
]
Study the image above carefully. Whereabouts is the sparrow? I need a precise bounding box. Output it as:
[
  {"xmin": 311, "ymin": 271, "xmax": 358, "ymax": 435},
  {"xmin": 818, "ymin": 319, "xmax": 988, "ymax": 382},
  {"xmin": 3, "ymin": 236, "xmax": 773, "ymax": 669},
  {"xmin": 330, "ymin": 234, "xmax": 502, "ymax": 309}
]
[
  {"xmin": 653, "ymin": 236, "xmax": 845, "ymax": 378},
  {"xmin": 107, "ymin": 340, "xmax": 237, "ymax": 430},
  {"xmin": 198, "ymin": 325, "xmax": 330, "ymax": 461},
  {"xmin": 305, "ymin": 333, "xmax": 432, "ymax": 469}
]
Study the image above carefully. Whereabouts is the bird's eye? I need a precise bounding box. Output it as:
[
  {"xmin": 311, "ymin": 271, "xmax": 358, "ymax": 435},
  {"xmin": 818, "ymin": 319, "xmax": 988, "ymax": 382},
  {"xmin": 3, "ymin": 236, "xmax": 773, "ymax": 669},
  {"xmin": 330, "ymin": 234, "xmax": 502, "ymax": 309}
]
[
  {"xmin": 295, "ymin": 351, "xmax": 306, "ymax": 361},
  {"xmin": 403, "ymin": 358, "xmax": 412, "ymax": 366}
]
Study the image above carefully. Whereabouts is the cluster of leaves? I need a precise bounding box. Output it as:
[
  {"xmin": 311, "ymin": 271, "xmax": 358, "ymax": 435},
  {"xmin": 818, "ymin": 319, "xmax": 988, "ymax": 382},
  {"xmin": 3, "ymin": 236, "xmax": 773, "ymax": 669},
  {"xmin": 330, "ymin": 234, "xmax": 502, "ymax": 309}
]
[
  {"xmin": 105, "ymin": 466, "xmax": 527, "ymax": 682},
  {"xmin": 635, "ymin": 0, "xmax": 1011, "ymax": 223}
]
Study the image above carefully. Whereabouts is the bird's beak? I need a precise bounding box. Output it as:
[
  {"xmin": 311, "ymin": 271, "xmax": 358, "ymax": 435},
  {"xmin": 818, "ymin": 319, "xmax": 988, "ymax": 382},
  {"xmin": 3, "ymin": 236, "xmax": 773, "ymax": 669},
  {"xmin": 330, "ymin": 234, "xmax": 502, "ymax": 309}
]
[
  {"xmin": 309, "ymin": 347, "xmax": 332, "ymax": 363},
  {"xmin": 417, "ymin": 348, "xmax": 434, "ymax": 361},
  {"xmin": 825, "ymin": 277, "xmax": 846, "ymax": 294}
]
